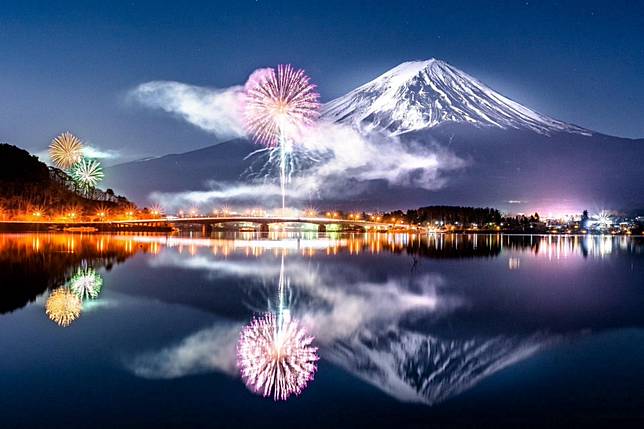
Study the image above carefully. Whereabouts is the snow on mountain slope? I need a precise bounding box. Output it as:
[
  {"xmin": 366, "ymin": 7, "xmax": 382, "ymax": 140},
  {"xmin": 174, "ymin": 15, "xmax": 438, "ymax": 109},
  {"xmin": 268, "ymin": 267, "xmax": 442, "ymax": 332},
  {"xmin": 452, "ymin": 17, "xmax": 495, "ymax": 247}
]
[{"xmin": 322, "ymin": 59, "xmax": 591, "ymax": 136}]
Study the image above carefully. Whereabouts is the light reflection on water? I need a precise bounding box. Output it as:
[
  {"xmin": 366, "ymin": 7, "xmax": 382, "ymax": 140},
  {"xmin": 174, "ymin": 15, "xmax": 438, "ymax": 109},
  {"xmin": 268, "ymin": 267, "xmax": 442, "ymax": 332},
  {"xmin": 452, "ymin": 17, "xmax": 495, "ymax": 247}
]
[
  {"xmin": 1, "ymin": 231, "xmax": 640, "ymax": 259},
  {"xmin": 110, "ymin": 232, "xmax": 641, "ymax": 259},
  {"xmin": 0, "ymin": 232, "xmax": 643, "ymax": 426}
]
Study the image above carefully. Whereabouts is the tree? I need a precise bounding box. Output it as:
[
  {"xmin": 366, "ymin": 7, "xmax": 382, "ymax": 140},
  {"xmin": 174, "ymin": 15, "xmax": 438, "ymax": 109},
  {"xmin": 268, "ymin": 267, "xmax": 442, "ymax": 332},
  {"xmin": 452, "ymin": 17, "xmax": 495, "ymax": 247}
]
[{"xmin": 581, "ymin": 210, "xmax": 590, "ymax": 229}]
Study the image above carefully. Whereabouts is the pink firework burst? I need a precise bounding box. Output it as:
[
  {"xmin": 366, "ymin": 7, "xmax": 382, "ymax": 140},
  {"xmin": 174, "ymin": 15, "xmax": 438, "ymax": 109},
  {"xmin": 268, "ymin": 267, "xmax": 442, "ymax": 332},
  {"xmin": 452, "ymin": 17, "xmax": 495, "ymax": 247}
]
[
  {"xmin": 237, "ymin": 313, "xmax": 318, "ymax": 401},
  {"xmin": 243, "ymin": 64, "xmax": 320, "ymax": 147}
]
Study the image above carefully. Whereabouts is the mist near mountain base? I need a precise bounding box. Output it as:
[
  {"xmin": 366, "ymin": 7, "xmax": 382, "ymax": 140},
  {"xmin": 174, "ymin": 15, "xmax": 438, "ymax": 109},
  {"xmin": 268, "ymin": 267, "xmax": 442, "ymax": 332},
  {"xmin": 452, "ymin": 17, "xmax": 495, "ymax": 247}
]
[{"xmin": 130, "ymin": 73, "xmax": 466, "ymax": 210}]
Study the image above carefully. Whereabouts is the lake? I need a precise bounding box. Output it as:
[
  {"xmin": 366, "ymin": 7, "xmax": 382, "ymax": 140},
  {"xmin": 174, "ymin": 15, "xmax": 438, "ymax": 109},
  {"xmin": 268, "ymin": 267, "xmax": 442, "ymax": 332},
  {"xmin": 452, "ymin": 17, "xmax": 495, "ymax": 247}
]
[{"xmin": 1, "ymin": 232, "xmax": 643, "ymax": 428}]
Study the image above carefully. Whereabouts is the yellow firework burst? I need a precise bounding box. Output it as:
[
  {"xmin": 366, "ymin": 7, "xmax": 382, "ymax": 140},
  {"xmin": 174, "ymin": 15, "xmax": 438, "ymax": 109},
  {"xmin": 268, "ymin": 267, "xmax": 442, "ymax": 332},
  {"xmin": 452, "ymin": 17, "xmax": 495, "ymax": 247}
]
[
  {"xmin": 45, "ymin": 288, "xmax": 82, "ymax": 327},
  {"xmin": 49, "ymin": 132, "xmax": 84, "ymax": 169}
]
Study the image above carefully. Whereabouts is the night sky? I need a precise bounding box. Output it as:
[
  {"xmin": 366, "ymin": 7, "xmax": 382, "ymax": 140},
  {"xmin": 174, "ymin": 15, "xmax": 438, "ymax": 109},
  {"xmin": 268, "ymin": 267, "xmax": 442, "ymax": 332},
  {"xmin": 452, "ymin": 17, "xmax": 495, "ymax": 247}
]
[{"xmin": 1, "ymin": 0, "xmax": 642, "ymax": 162}]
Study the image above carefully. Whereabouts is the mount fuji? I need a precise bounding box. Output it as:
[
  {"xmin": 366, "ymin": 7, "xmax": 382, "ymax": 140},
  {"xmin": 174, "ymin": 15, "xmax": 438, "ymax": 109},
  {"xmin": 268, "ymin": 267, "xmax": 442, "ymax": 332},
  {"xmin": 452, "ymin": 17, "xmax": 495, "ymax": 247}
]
[
  {"xmin": 105, "ymin": 59, "xmax": 644, "ymax": 212},
  {"xmin": 323, "ymin": 59, "xmax": 590, "ymax": 136}
]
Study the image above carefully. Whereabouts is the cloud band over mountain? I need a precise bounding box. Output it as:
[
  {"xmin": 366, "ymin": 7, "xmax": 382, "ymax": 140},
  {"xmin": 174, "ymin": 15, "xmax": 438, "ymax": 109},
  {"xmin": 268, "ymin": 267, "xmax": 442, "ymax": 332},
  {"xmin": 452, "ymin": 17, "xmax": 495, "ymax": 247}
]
[{"xmin": 129, "ymin": 71, "xmax": 466, "ymax": 209}]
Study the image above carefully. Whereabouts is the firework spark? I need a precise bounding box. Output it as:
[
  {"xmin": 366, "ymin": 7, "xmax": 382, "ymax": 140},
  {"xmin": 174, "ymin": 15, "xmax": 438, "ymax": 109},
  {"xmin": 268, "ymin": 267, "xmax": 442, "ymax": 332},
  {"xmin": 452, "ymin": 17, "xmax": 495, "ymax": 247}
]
[
  {"xmin": 70, "ymin": 158, "xmax": 104, "ymax": 192},
  {"xmin": 69, "ymin": 268, "xmax": 103, "ymax": 300},
  {"xmin": 45, "ymin": 288, "xmax": 82, "ymax": 327},
  {"xmin": 592, "ymin": 210, "xmax": 613, "ymax": 228},
  {"xmin": 49, "ymin": 132, "xmax": 84, "ymax": 170},
  {"xmin": 237, "ymin": 312, "xmax": 318, "ymax": 401},
  {"xmin": 242, "ymin": 65, "xmax": 319, "ymax": 209},
  {"xmin": 243, "ymin": 65, "xmax": 320, "ymax": 147}
]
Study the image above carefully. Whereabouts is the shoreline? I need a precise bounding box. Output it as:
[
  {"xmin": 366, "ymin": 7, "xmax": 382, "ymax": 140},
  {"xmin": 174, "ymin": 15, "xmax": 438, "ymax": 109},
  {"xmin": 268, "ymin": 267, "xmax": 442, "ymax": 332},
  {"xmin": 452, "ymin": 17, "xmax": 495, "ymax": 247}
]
[
  {"xmin": 0, "ymin": 222, "xmax": 639, "ymax": 237},
  {"xmin": 0, "ymin": 221, "xmax": 174, "ymax": 233}
]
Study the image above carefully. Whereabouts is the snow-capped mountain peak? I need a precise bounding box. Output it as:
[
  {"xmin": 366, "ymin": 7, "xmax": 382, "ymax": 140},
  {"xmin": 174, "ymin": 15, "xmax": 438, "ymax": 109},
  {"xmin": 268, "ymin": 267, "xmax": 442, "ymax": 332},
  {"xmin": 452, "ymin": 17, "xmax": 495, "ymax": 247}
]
[{"xmin": 322, "ymin": 58, "xmax": 590, "ymax": 136}]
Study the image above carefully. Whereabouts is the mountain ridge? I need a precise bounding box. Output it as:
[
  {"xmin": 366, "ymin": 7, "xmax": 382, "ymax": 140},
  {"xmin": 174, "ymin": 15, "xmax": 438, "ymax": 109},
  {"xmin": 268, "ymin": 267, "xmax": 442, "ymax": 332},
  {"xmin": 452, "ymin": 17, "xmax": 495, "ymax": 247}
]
[
  {"xmin": 322, "ymin": 59, "xmax": 591, "ymax": 136},
  {"xmin": 104, "ymin": 59, "xmax": 644, "ymax": 210}
]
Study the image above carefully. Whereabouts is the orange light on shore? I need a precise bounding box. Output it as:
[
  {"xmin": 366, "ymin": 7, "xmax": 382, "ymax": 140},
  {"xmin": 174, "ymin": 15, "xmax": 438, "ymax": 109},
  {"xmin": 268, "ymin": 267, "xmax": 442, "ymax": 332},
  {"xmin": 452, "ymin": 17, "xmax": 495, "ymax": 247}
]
[{"xmin": 149, "ymin": 205, "xmax": 163, "ymax": 218}]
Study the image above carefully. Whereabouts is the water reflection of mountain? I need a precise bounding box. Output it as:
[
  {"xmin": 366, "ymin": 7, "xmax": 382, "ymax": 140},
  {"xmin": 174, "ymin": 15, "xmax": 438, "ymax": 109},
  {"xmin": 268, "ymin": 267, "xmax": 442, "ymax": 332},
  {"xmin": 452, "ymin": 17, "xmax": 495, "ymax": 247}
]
[
  {"xmin": 328, "ymin": 327, "xmax": 552, "ymax": 405},
  {"xmin": 4, "ymin": 232, "xmax": 643, "ymax": 409},
  {"xmin": 0, "ymin": 234, "xmax": 151, "ymax": 314},
  {"xmin": 127, "ymin": 238, "xmax": 642, "ymax": 407}
]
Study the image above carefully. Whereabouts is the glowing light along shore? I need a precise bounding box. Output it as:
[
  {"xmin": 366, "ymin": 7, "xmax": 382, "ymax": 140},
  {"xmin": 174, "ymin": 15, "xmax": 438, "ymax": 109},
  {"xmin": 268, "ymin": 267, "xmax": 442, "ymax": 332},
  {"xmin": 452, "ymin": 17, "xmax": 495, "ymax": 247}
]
[
  {"xmin": 237, "ymin": 312, "xmax": 318, "ymax": 401},
  {"xmin": 243, "ymin": 64, "xmax": 320, "ymax": 210},
  {"xmin": 49, "ymin": 132, "xmax": 84, "ymax": 170}
]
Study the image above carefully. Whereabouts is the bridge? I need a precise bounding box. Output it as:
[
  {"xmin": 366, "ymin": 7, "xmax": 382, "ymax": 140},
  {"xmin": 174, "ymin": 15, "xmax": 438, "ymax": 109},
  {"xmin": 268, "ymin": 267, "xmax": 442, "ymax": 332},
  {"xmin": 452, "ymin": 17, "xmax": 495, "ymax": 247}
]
[
  {"xmin": 0, "ymin": 216, "xmax": 410, "ymax": 233},
  {"xmin": 115, "ymin": 215, "xmax": 396, "ymax": 233}
]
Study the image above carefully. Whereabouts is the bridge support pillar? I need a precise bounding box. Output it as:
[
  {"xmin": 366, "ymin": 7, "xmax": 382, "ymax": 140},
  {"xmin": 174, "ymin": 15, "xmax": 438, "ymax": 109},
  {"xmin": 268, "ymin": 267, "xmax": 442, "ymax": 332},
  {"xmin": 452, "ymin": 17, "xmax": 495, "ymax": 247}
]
[
  {"xmin": 202, "ymin": 224, "xmax": 213, "ymax": 235},
  {"xmin": 259, "ymin": 223, "xmax": 270, "ymax": 234},
  {"xmin": 317, "ymin": 224, "xmax": 326, "ymax": 233}
]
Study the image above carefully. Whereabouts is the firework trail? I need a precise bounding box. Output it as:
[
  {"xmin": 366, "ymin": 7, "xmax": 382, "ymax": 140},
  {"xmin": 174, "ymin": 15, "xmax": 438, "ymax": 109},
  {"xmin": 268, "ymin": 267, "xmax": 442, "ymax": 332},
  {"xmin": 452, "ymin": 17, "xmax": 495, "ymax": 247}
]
[
  {"xmin": 242, "ymin": 65, "xmax": 320, "ymax": 210},
  {"xmin": 237, "ymin": 254, "xmax": 318, "ymax": 400},
  {"xmin": 276, "ymin": 254, "xmax": 290, "ymax": 328},
  {"xmin": 49, "ymin": 132, "xmax": 84, "ymax": 170}
]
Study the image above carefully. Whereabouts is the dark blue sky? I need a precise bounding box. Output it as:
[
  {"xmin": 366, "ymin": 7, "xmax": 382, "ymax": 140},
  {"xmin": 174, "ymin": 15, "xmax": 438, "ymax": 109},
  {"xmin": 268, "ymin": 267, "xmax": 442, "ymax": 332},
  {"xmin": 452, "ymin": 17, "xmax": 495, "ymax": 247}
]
[{"xmin": 1, "ymin": 0, "xmax": 642, "ymax": 162}]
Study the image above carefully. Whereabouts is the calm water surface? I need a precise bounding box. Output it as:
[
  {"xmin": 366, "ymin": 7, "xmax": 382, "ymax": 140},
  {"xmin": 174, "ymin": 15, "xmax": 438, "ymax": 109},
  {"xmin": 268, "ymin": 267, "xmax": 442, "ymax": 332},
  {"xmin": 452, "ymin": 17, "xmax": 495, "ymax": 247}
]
[{"xmin": 1, "ymin": 232, "xmax": 643, "ymax": 428}]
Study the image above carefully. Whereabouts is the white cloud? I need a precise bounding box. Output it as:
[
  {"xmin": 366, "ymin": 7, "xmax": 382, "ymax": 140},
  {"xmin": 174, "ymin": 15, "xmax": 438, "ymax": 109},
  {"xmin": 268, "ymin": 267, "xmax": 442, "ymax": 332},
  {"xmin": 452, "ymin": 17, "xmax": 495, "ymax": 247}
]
[
  {"xmin": 129, "ymin": 81, "xmax": 245, "ymax": 139},
  {"xmin": 149, "ymin": 181, "xmax": 282, "ymax": 209},
  {"xmin": 126, "ymin": 253, "xmax": 458, "ymax": 380},
  {"xmin": 131, "ymin": 73, "xmax": 466, "ymax": 210},
  {"xmin": 144, "ymin": 252, "xmax": 459, "ymax": 345},
  {"xmin": 148, "ymin": 122, "xmax": 466, "ymax": 210},
  {"xmin": 127, "ymin": 321, "xmax": 243, "ymax": 379},
  {"xmin": 83, "ymin": 145, "xmax": 121, "ymax": 160}
]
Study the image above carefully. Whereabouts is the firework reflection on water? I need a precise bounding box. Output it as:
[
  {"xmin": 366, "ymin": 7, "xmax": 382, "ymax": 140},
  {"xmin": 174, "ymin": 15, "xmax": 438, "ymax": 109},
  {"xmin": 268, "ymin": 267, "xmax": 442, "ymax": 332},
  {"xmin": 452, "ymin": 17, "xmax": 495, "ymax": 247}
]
[{"xmin": 237, "ymin": 312, "xmax": 318, "ymax": 401}]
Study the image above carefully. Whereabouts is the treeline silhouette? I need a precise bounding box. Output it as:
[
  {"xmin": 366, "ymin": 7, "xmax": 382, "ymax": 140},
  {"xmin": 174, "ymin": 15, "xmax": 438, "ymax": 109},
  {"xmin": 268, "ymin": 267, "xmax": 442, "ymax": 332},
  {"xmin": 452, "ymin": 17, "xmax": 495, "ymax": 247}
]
[
  {"xmin": 385, "ymin": 205, "xmax": 502, "ymax": 226},
  {"xmin": 0, "ymin": 234, "xmax": 150, "ymax": 314},
  {"xmin": 0, "ymin": 143, "xmax": 134, "ymax": 218}
]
